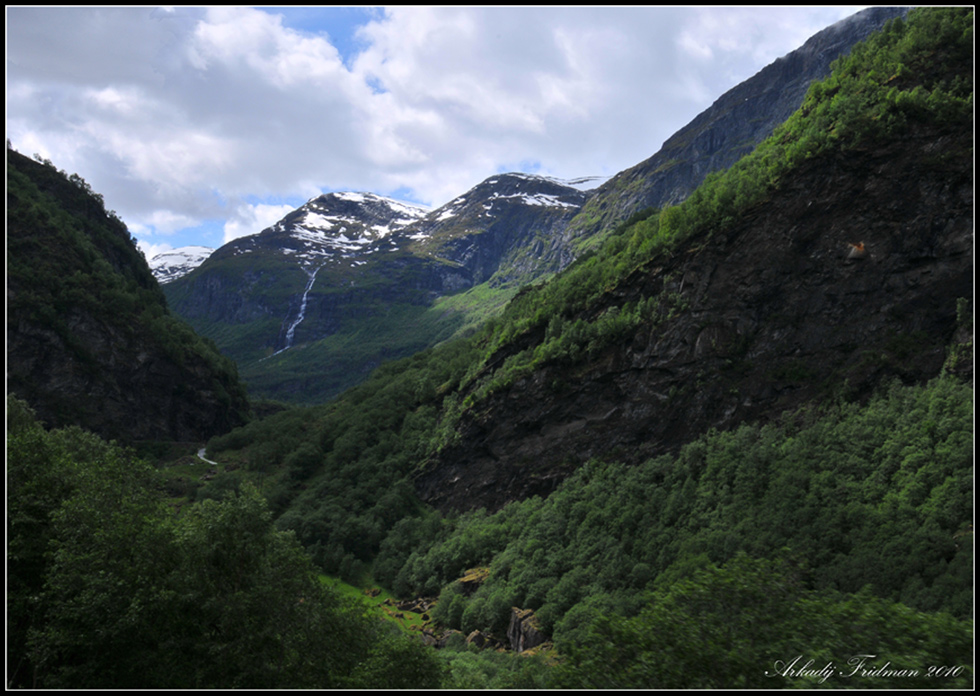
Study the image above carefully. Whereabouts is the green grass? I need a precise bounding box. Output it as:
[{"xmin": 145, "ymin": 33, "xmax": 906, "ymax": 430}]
[
  {"xmin": 319, "ymin": 575, "xmax": 434, "ymax": 635},
  {"xmin": 425, "ymin": 281, "xmax": 523, "ymax": 337}
]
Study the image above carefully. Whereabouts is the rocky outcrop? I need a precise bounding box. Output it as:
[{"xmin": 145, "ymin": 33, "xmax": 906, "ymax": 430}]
[
  {"xmin": 415, "ymin": 119, "xmax": 973, "ymax": 513},
  {"xmin": 507, "ymin": 608, "xmax": 547, "ymax": 653}
]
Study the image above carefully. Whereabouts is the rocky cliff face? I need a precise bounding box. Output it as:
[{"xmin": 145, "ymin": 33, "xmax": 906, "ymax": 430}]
[
  {"xmin": 565, "ymin": 6, "xmax": 909, "ymax": 246},
  {"xmin": 415, "ymin": 118, "xmax": 973, "ymax": 513},
  {"xmin": 6, "ymin": 149, "xmax": 250, "ymax": 442},
  {"xmin": 7, "ymin": 310, "xmax": 247, "ymax": 442},
  {"xmin": 409, "ymin": 173, "xmax": 591, "ymax": 286}
]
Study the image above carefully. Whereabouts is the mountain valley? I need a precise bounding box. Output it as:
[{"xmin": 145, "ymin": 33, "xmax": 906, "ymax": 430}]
[{"xmin": 7, "ymin": 7, "xmax": 974, "ymax": 690}]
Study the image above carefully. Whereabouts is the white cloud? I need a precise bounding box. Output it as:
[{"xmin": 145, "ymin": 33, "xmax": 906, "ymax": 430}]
[
  {"xmin": 6, "ymin": 6, "xmax": 862, "ymax": 249},
  {"xmin": 223, "ymin": 203, "xmax": 297, "ymax": 245},
  {"xmin": 141, "ymin": 209, "xmax": 202, "ymax": 236},
  {"xmin": 137, "ymin": 240, "xmax": 174, "ymax": 262}
]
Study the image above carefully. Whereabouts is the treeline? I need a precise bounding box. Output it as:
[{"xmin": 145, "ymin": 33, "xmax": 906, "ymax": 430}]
[{"xmin": 6, "ymin": 397, "xmax": 443, "ymax": 689}]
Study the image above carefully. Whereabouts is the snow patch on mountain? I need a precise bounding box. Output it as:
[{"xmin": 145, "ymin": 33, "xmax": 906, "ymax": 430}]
[
  {"xmin": 150, "ymin": 245, "xmax": 214, "ymax": 284},
  {"xmin": 507, "ymin": 172, "xmax": 610, "ymax": 191},
  {"xmin": 488, "ymin": 191, "xmax": 581, "ymax": 208},
  {"xmin": 268, "ymin": 192, "xmax": 429, "ymax": 265}
]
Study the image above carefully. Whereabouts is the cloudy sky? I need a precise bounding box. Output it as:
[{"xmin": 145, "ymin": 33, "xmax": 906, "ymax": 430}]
[{"xmin": 7, "ymin": 6, "xmax": 863, "ymax": 259}]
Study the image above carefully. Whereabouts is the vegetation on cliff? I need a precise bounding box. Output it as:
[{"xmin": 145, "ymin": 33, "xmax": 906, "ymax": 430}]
[{"xmin": 386, "ymin": 375, "xmax": 973, "ymax": 688}]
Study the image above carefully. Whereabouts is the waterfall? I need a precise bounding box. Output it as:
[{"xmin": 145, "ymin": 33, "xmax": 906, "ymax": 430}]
[{"xmin": 274, "ymin": 265, "xmax": 322, "ymax": 355}]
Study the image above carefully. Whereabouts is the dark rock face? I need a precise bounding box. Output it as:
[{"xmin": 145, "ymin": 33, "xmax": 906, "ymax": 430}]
[
  {"xmin": 415, "ymin": 122, "xmax": 973, "ymax": 513},
  {"xmin": 8, "ymin": 311, "xmax": 247, "ymax": 442},
  {"xmin": 507, "ymin": 608, "xmax": 547, "ymax": 653},
  {"xmin": 566, "ymin": 7, "xmax": 909, "ymax": 242}
]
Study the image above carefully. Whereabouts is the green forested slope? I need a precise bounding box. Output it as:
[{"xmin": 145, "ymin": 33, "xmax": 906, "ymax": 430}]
[
  {"xmin": 214, "ymin": 4, "xmax": 973, "ymax": 576},
  {"xmin": 7, "ymin": 148, "xmax": 250, "ymax": 441},
  {"xmin": 6, "ymin": 397, "xmax": 444, "ymax": 689},
  {"xmin": 383, "ymin": 375, "xmax": 973, "ymax": 686},
  {"xmin": 218, "ymin": 13, "xmax": 972, "ymax": 687}
]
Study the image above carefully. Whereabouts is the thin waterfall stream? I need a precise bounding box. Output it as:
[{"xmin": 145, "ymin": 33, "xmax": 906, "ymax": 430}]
[{"xmin": 273, "ymin": 265, "xmax": 322, "ymax": 356}]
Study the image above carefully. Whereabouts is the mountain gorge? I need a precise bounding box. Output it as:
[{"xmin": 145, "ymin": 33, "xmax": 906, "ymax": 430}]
[{"xmin": 207, "ymin": 11, "xmax": 972, "ymax": 685}]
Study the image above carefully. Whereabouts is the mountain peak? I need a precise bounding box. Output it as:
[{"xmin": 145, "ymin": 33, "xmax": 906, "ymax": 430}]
[
  {"xmin": 215, "ymin": 191, "xmax": 430, "ymax": 269},
  {"xmin": 150, "ymin": 245, "xmax": 214, "ymax": 284},
  {"xmin": 423, "ymin": 172, "xmax": 590, "ymax": 230}
]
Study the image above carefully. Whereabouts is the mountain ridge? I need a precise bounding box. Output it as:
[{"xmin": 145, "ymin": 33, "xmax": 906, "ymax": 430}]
[{"xmin": 565, "ymin": 6, "xmax": 909, "ymax": 250}]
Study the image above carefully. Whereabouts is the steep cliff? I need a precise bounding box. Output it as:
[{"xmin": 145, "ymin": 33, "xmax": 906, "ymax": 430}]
[
  {"xmin": 416, "ymin": 93, "xmax": 973, "ymax": 513},
  {"xmin": 6, "ymin": 148, "xmax": 250, "ymax": 442}
]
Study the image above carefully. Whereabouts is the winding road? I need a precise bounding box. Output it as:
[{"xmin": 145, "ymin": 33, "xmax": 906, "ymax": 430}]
[{"xmin": 197, "ymin": 448, "xmax": 220, "ymax": 466}]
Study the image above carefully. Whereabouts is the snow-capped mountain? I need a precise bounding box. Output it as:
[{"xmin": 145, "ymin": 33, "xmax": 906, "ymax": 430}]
[
  {"xmin": 400, "ymin": 172, "xmax": 590, "ymax": 284},
  {"xmin": 163, "ymin": 174, "xmax": 591, "ymax": 402},
  {"xmin": 220, "ymin": 192, "xmax": 429, "ymax": 268},
  {"xmin": 420, "ymin": 173, "xmax": 588, "ymax": 228},
  {"xmin": 149, "ymin": 246, "xmax": 214, "ymax": 284}
]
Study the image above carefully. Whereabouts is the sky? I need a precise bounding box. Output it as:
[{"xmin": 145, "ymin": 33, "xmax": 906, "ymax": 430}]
[{"xmin": 7, "ymin": 6, "xmax": 865, "ymax": 260}]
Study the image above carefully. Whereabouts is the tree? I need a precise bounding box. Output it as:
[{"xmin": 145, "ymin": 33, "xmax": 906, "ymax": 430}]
[
  {"xmin": 551, "ymin": 554, "xmax": 973, "ymax": 689},
  {"xmin": 8, "ymin": 401, "xmax": 443, "ymax": 689}
]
